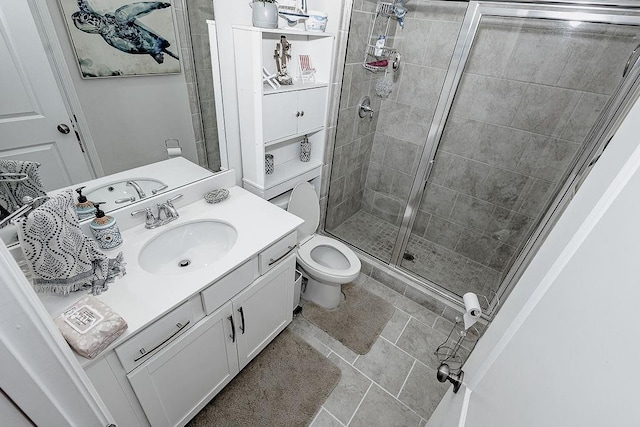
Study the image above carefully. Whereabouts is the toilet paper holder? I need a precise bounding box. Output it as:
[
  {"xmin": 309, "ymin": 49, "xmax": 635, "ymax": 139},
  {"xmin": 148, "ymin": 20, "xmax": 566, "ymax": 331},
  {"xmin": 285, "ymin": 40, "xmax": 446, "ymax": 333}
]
[
  {"xmin": 165, "ymin": 138, "xmax": 182, "ymax": 158},
  {"xmin": 434, "ymin": 292, "xmax": 495, "ymax": 369}
]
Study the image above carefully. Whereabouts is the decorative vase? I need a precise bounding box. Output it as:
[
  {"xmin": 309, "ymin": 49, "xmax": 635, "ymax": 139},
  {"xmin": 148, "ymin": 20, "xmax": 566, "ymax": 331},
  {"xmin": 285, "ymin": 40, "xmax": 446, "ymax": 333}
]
[
  {"xmin": 300, "ymin": 136, "xmax": 311, "ymax": 162},
  {"xmin": 265, "ymin": 153, "xmax": 274, "ymax": 174},
  {"xmin": 250, "ymin": 2, "xmax": 279, "ymax": 29}
]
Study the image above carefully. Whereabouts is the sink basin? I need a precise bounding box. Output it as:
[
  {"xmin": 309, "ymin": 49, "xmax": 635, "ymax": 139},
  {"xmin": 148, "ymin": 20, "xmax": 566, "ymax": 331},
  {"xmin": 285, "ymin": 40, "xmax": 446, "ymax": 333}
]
[
  {"xmin": 138, "ymin": 220, "xmax": 237, "ymax": 275},
  {"xmin": 84, "ymin": 178, "xmax": 167, "ymax": 212}
]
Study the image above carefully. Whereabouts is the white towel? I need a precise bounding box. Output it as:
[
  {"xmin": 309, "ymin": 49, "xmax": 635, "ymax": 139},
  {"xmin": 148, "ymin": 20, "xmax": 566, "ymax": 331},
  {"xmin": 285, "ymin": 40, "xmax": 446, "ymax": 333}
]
[{"xmin": 15, "ymin": 190, "xmax": 126, "ymax": 296}]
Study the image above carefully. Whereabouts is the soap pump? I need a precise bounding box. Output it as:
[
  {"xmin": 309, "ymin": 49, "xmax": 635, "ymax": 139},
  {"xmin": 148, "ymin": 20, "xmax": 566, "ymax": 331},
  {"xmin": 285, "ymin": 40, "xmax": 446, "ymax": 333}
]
[
  {"xmin": 75, "ymin": 186, "xmax": 95, "ymax": 220},
  {"xmin": 90, "ymin": 202, "xmax": 123, "ymax": 250}
]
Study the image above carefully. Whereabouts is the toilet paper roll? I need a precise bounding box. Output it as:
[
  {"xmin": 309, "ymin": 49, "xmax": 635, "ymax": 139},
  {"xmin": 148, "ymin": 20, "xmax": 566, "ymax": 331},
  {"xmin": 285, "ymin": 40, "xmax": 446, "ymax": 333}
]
[
  {"xmin": 462, "ymin": 292, "xmax": 482, "ymax": 330},
  {"xmin": 167, "ymin": 147, "xmax": 182, "ymax": 158}
]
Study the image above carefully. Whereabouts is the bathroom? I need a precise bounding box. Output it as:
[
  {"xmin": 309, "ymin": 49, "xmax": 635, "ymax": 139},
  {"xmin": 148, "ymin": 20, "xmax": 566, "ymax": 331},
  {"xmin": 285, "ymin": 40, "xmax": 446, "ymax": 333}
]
[{"xmin": 2, "ymin": 0, "xmax": 640, "ymax": 425}]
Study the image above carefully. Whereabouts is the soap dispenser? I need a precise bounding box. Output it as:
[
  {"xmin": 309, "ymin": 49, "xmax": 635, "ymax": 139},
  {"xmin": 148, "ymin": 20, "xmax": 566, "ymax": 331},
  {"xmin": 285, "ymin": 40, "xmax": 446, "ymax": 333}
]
[
  {"xmin": 90, "ymin": 202, "xmax": 122, "ymax": 250},
  {"xmin": 75, "ymin": 186, "xmax": 95, "ymax": 220}
]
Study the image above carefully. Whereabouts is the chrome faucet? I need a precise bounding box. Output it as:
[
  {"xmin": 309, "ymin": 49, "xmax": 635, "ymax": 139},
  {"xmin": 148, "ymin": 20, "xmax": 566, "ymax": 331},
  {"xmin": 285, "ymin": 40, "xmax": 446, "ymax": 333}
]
[
  {"xmin": 126, "ymin": 180, "xmax": 146, "ymax": 199},
  {"xmin": 131, "ymin": 194, "xmax": 182, "ymax": 229},
  {"xmin": 156, "ymin": 194, "xmax": 182, "ymax": 223}
]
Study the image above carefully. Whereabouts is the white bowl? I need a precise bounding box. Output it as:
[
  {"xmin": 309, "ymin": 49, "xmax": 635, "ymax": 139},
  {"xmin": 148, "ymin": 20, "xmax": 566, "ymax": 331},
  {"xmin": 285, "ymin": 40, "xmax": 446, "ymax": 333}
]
[{"xmin": 305, "ymin": 10, "xmax": 327, "ymax": 32}]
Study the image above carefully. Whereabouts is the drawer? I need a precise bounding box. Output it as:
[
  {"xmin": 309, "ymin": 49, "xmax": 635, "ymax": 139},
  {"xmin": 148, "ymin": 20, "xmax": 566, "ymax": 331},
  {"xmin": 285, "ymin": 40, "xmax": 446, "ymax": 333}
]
[
  {"xmin": 258, "ymin": 232, "xmax": 298, "ymax": 275},
  {"xmin": 201, "ymin": 257, "xmax": 259, "ymax": 316},
  {"xmin": 115, "ymin": 301, "xmax": 195, "ymax": 373}
]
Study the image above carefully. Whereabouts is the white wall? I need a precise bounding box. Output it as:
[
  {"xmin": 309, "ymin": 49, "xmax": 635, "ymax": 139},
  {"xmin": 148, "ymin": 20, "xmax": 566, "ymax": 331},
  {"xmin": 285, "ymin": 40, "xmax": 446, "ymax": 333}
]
[
  {"xmin": 42, "ymin": 0, "xmax": 197, "ymax": 176},
  {"xmin": 428, "ymin": 95, "xmax": 640, "ymax": 426}
]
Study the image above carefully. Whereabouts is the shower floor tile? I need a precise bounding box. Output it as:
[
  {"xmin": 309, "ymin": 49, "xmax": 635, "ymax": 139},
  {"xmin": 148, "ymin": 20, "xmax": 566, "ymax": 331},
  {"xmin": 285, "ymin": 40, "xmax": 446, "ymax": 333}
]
[
  {"xmin": 330, "ymin": 210, "xmax": 399, "ymax": 263},
  {"xmin": 328, "ymin": 210, "xmax": 501, "ymax": 298}
]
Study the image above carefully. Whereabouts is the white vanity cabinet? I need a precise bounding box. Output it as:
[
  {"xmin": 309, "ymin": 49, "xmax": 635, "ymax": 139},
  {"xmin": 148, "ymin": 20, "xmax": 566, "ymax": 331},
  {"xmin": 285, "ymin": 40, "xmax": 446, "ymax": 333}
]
[
  {"xmin": 231, "ymin": 26, "xmax": 334, "ymax": 200},
  {"xmin": 127, "ymin": 301, "xmax": 239, "ymax": 427},
  {"xmin": 118, "ymin": 246, "xmax": 296, "ymax": 426},
  {"xmin": 232, "ymin": 253, "xmax": 295, "ymax": 369}
]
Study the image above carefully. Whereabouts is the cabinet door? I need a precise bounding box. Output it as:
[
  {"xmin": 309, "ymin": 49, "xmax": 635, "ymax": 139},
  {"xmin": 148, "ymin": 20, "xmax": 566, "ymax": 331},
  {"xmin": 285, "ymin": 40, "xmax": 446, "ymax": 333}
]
[
  {"xmin": 233, "ymin": 254, "xmax": 295, "ymax": 370},
  {"xmin": 263, "ymin": 91, "xmax": 298, "ymax": 143},
  {"xmin": 127, "ymin": 302, "xmax": 239, "ymax": 427},
  {"xmin": 297, "ymin": 87, "xmax": 327, "ymax": 134}
]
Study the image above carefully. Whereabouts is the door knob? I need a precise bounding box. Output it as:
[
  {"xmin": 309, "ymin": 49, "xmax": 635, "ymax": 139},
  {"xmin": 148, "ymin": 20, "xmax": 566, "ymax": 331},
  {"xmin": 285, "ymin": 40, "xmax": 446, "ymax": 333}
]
[{"xmin": 57, "ymin": 124, "xmax": 71, "ymax": 134}]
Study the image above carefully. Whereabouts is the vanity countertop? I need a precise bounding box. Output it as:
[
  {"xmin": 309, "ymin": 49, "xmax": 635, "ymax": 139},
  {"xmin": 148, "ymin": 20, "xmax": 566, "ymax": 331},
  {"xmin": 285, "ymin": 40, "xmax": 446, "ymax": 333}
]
[{"xmin": 39, "ymin": 185, "xmax": 303, "ymax": 367}]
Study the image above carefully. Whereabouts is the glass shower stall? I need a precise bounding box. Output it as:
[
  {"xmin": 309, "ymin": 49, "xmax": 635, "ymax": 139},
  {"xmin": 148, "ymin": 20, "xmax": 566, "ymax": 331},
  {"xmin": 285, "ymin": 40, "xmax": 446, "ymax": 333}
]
[{"xmin": 325, "ymin": 0, "xmax": 640, "ymax": 316}]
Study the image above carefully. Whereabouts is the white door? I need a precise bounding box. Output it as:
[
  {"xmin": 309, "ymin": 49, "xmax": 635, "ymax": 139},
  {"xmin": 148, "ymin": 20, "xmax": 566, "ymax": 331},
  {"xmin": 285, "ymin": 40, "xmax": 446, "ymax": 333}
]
[
  {"xmin": 233, "ymin": 254, "xmax": 294, "ymax": 370},
  {"xmin": 128, "ymin": 301, "xmax": 240, "ymax": 427},
  {"xmin": 0, "ymin": 1, "xmax": 92, "ymax": 191}
]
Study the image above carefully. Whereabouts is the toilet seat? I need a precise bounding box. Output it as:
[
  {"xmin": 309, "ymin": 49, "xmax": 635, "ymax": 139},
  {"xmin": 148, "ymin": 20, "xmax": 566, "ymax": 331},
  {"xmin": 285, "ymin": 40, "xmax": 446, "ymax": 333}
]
[{"xmin": 297, "ymin": 235, "xmax": 361, "ymax": 284}]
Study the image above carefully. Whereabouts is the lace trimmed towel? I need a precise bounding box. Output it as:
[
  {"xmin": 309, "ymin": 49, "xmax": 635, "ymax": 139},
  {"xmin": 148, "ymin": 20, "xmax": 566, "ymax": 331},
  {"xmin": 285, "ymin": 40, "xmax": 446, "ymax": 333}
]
[
  {"xmin": 15, "ymin": 190, "xmax": 126, "ymax": 296},
  {"xmin": 0, "ymin": 159, "xmax": 47, "ymax": 217},
  {"xmin": 54, "ymin": 295, "xmax": 127, "ymax": 359}
]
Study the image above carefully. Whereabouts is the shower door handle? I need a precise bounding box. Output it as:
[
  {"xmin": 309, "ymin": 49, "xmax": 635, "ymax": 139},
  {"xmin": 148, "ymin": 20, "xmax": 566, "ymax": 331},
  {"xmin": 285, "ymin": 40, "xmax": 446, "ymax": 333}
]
[{"xmin": 623, "ymin": 42, "xmax": 640, "ymax": 77}]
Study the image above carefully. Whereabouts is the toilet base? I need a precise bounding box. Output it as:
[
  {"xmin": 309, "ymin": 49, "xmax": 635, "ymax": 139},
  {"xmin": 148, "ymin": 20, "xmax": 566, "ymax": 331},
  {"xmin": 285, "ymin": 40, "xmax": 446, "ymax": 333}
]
[{"xmin": 301, "ymin": 274, "xmax": 342, "ymax": 309}]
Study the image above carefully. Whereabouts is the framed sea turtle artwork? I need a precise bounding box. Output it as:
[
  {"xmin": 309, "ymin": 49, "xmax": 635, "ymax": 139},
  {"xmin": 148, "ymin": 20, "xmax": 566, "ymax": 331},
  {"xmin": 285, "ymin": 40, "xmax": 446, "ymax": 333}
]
[{"xmin": 58, "ymin": 0, "xmax": 181, "ymax": 78}]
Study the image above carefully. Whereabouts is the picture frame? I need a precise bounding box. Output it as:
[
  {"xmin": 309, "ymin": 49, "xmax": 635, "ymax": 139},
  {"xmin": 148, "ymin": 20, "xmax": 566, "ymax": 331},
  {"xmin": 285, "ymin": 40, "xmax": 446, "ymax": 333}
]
[{"xmin": 58, "ymin": 0, "xmax": 181, "ymax": 78}]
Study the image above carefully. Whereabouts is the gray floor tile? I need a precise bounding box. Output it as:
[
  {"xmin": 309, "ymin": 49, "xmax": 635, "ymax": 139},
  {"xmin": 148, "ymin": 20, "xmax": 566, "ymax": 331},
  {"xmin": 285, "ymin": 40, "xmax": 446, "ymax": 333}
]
[
  {"xmin": 288, "ymin": 317, "xmax": 332, "ymax": 357},
  {"xmin": 396, "ymin": 319, "xmax": 448, "ymax": 370},
  {"xmin": 354, "ymin": 337, "xmax": 415, "ymax": 396},
  {"xmin": 355, "ymin": 274, "xmax": 402, "ymax": 305},
  {"xmin": 323, "ymin": 353, "xmax": 372, "ymax": 424},
  {"xmin": 394, "ymin": 296, "xmax": 439, "ymax": 328},
  {"xmin": 380, "ymin": 309, "xmax": 411, "ymax": 343},
  {"xmin": 349, "ymin": 384, "xmax": 421, "ymax": 427},
  {"xmin": 310, "ymin": 408, "xmax": 344, "ymax": 427},
  {"xmin": 398, "ymin": 361, "xmax": 449, "ymax": 419}
]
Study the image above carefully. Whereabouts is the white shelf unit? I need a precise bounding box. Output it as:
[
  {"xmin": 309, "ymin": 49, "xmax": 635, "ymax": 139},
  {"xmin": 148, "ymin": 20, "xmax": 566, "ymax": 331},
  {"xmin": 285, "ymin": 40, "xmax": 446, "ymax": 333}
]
[{"xmin": 232, "ymin": 25, "xmax": 334, "ymax": 200}]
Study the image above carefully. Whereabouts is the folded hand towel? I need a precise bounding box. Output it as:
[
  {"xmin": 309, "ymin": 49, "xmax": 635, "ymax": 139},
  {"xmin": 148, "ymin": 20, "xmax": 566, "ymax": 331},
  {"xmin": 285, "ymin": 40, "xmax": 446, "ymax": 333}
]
[
  {"xmin": 15, "ymin": 190, "xmax": 126, "ymax": 296},
  {"xmin": 54, "ymin": 296, "xmax": 128, "ymax": 359},
  {"xmin": 0, "ymin": 159, "xmax": 47, "ymax": 217}
]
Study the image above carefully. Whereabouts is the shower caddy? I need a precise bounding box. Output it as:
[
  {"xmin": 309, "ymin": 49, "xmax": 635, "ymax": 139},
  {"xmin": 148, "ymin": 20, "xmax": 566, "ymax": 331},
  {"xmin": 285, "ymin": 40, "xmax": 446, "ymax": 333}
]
[{"xmin": 362, "ymin": 1, "xmax": 400, "ymax": 72}]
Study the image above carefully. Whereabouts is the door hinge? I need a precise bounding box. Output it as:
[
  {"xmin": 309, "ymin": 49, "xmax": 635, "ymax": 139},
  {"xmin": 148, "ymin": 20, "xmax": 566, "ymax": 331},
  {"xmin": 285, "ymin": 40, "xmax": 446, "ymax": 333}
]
[{"xmin": 70, "ymin": 116, "xmax": 85, "ymax": 153}]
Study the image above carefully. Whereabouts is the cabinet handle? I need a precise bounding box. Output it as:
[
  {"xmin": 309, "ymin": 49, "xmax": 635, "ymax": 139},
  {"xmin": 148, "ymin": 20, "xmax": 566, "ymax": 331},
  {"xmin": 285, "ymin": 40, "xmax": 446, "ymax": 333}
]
[
  {"xmin": 133, "ymin": 321, "xmax": 190, "ymax": 362},
  {"xmin": 296, "ymin": 111, "xmax": 300, "ymax": 117},
  {"xmin": 300, "ymin": 110, "xmax": 304, "ymax": 117},
  {"xmin": 228, "ymin": 315, "xmax": 236, "ymax": 342},
  {"xmin": 238, "ymin": 307, "xmax": 245, "ymax": 334},
  {"xmin": 268, "ymin": 244, "xmax": 298, "ymax": 266}
]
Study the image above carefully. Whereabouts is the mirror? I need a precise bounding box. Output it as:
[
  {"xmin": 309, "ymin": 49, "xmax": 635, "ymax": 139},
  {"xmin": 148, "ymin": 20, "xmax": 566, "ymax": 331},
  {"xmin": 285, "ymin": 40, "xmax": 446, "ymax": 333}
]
[{"xmin": 0, "ymin": 0, "xmax": 224, "ymax": 227}]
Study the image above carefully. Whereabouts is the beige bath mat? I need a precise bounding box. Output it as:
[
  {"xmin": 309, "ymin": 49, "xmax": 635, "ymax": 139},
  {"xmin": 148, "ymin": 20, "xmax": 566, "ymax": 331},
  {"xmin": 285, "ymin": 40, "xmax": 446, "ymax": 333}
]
[
  {"xmin": 302, "ymin": 282, "xmax": 395, "ymax": 354},
  {"xmin": 187, "ymin": 329, "xmax": 341, "ymax": 427}
]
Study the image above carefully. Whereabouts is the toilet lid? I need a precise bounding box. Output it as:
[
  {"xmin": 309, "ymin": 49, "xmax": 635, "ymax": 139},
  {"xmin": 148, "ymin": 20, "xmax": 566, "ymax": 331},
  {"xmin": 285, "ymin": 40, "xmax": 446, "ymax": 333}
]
[{"xmin": 287, "ymin": 182, "xmax": 319, "ymax": 242}]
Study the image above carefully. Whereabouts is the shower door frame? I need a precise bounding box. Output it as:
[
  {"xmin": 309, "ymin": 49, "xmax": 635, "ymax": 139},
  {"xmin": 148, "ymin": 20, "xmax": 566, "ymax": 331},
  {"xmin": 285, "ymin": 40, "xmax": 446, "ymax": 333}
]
[{"xmin": 385, "ymin": 1, "xmax": 640, "ymax": 316}]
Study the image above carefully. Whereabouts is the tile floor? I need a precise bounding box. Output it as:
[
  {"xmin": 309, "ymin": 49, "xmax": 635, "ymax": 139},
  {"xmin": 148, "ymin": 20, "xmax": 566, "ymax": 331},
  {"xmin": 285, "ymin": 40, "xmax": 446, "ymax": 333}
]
[
  {"xmin": 330, "ymin": 210, "xmax": 500, "ymax": 298},
  {"xmin": 287, "ymin": 273, "xmax": 469, "ymax": 427}
]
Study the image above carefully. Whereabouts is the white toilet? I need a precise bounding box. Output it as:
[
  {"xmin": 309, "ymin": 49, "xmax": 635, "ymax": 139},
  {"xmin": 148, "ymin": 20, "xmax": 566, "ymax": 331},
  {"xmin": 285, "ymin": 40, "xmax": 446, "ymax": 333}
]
[{"xmin": 287, "ymin": 182, "xmax": 361, "ymax": 309}]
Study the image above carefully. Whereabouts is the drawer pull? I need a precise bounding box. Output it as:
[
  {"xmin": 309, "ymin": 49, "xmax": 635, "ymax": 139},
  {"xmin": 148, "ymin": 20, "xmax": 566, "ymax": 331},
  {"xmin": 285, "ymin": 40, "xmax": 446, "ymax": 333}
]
[
  {"xmin": 268, "ymin": 245, "xmax": 297, "ymax": 266},
  {"xmin": 238, "ymin": 307, "xmax": 245, "ymax": 334},
  {"xmin": 133, "ymin": 321, "xmax": 191, "ymax": 362},
  {"xmin": 228, "ymin": 315, "xmax": 236, "ymax": 342}
]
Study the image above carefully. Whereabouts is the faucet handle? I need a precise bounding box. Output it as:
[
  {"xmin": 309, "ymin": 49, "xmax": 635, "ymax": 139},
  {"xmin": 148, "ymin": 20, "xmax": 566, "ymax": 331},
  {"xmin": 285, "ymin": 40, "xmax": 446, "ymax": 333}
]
[
  {"xmin": 131, "ymin": 207, "xmax": 157, "ymax": 228},
  {"xmin": 166, "ymin": 193, "xmax": 183, "ymax": 206}
]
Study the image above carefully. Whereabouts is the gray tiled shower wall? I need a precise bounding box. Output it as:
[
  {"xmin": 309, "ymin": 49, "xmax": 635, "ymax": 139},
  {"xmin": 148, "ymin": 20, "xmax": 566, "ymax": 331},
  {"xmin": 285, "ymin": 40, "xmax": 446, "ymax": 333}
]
[
  {"xmin": 324, "ymin": 1, "xmax": 387, "ymax": 230},
  {"xmin": 174, "ymin": 0, "xmax": 221, "ymax": 171}
]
